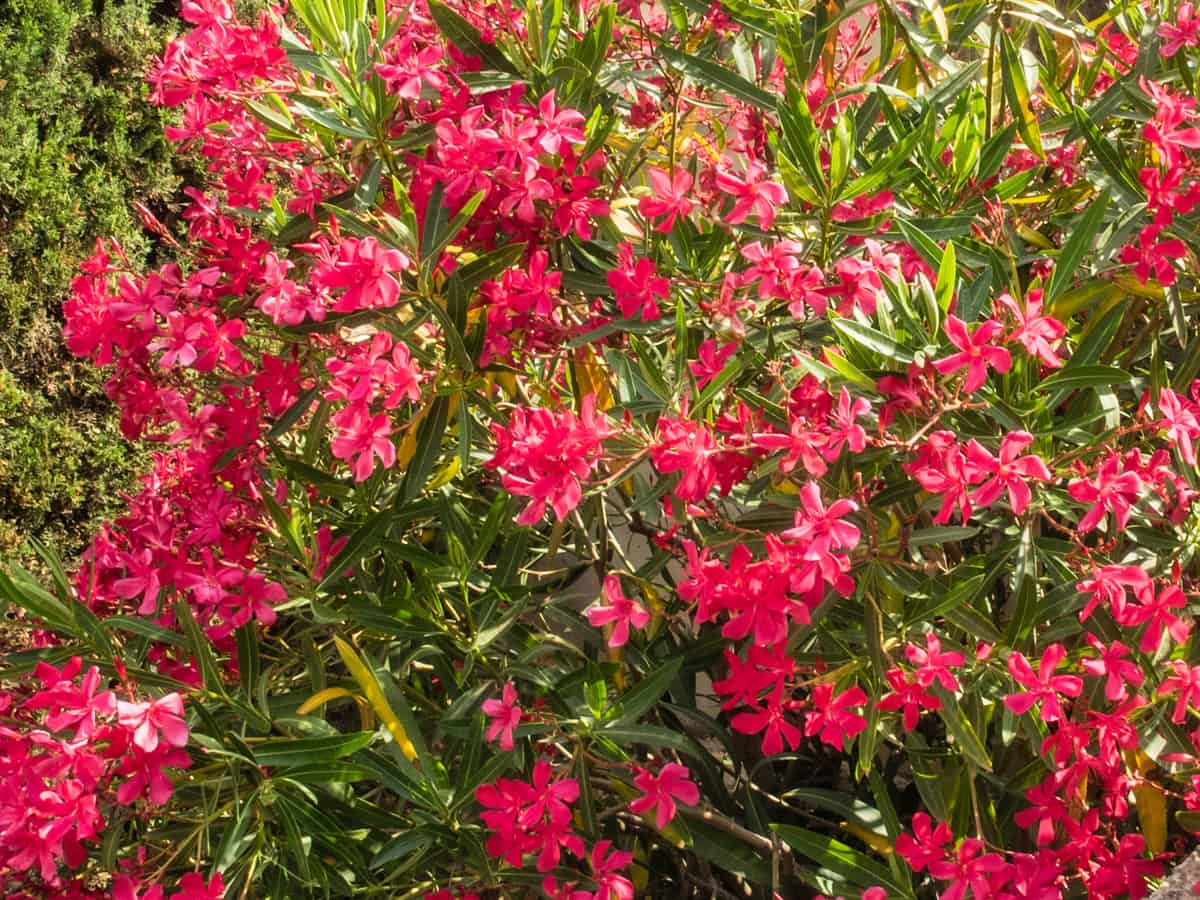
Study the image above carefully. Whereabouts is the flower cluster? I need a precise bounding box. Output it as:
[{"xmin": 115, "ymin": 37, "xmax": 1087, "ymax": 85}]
[{"xmin": 0, "ymin": 659, "xmax": 191, "ymax": 895}]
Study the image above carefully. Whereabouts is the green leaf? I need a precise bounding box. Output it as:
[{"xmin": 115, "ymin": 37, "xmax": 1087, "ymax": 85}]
[
  {"xmin": 660, "ymin": 45, "xmax": 775, "ymax": 110},
  {"xmin": 1039, "ymin": 365, "xmax": 1130, "ymax": 392},
  {"xmin": 1045, "ymin": 190, "xmax": 1109, "ymax": 303},
  {"xmin": 935, "ymin": 241, "xmax": 956, "ymax": 313},
  {"xmin": 252, "ymin": 733, "xmax": 375, "ymax": 767},
  {"xmin": 599, "ymin": 723, "xmax": 701, "ymax": 756},
  {"xmin": 614, "ymin": 657, "xmax": 683, "ymax": 723},
  {"xmin": 0, "ymin": 568, "xmax": 79, "ymax": 636},
  {"xmin": 398, "ymin": 393, "xmax": 454, "ymax": 504},
  {"xmin": 831, "ymin": 318, "xmax": 914, "ymax": 363},
  {"xmin": 999, "ymin": 31, "xmax": 1043, "ymax": 159},
  {"xmin": 421, "ymin": 187, "xmax": 486, "ymax": 277},
  {"xmin": 427, "ymin": 0, "xmax": 519, "ymax": 73},
  {"xmin": 316, "ymin": 506, "xmax": 392, "ymax": 593},
  {"xmin": 174, "ymin": 598, "xmax": 227, "ymax": 697},
  {"xmin": 932, "ymin": 687, "xmax": 992, "ymax": 771},
  {"xmin": 771, "ymin": 824, "xmax": 910, "ymax": 897},
  {"xmin": 777, "ymin": 82, "xmax": 826, "ymax": 200},
  {"xmin": 1071, "ymin": 105, "xmax": 1143, "ymax": 199},
  {"xmin": 370, "ymin": 830, "xmax": 433, "ymax": 869}
]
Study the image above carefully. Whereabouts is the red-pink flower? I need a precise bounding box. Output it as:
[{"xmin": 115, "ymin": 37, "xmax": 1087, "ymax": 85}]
[
  {"xmin": 731, "ymin": 686, "xmax": 803, "ymax": 755},
  {"xmin": 588, "ymin": 840, "xmax": 635, "ymax": 900},
  {"xmin": 804, "ymin": 683, "xmax": 869, "ymax": 749},
  {"xmin": 996, "ymin": 289, "xmax": 1064, "ymax": 368},
  {"xmin": 1120, "ymin": 224, "xmax": 1187, "ymax": 286},
  {"xmin": 1159, "ymin": 660, "xmax": 1200, "ymax": 723},
  {"xmin": 928, "ymin": 837, "xmax": 1008, "ymax": 900},
  {"xmin": 639, "ymin": 167, "xmax": 695, "ymax": 232},
  {"xmin": 876, "ymin": 668, "xmax": 941, "ymax": 730},
  {"xmin": 895, "ymin": 812, "xmax": 953, "ymax": 872},
  {"xmin": 116, "ymin": 693, "xmax": 189, "ymax": 753},
  {"xmin": 933, "ymin": 315, "xmax": 1012, "ymax": 393},
  {"xmin": 586, "ymin": 575, "xmax": 650, "ymax": 648},
  {"xmin": 628, "ymin": 763, "xmax": 700, "ymax": 830},
  {"xmin": 1154, "ymin": 387, "xmax": 1200, "ymax": 465},
  {"xmin": 1003, "ymin": 644, "xmax": 1083, "ymax": 722},
  {"xmin": 482, "ymin": 682, "xmax": 522, "ymax": 752},
  {"xmin": 536, "ymin": 89, "xmax": 587, "ymax": 155},
  {"xmin": 964, "ymin": 431, "xmax": 1052, "ymax": 515},
  {"xmin": 486, "ymin": 396, "xmax": 611, "ymax": 525},
  {"xmin": 607, "ymin": 243, "xmax": 669, "ymax": 320},
  {"xmin": 905, "ymin": 633, "xmax": 964, "ymax": 691},
  {"xmin": 715, "ymin": 160, "xmax": 787, "ymax": 229},
  {"xmin": 1067, "ymin": 453, "xmax": 1142, "ymax": 533},
  {"xmin": 315, "ymin": 236, "xmax": 411, "ymax": 312},
  {"xmin": 172, "ymin": 872, "xmax": 225, "ymax": 900},
  {"xmin": 1080, "ymin": 636, "xmax": 1143, "ymax": 702},
  {"xmin": 1161, "ymin": 2, "xmax": 1200, "ymax": 57},
  {"xmin": 330, "ymin": 407, "xmax": 395, "ymax": 482}
]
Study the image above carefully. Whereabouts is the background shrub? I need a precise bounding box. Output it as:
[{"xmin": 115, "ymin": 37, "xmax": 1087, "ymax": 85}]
[{"xmin": 0, "ymin": 0, "xmax": 179, "ymax": 562}]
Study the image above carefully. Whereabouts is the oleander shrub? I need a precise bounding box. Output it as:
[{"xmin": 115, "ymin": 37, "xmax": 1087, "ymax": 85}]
[{"xmin": 6, "ymin": 0, "xmax": 1200, "ymax": 898}]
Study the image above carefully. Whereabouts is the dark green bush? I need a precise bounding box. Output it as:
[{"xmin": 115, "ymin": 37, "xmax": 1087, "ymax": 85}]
[{"xmin": 0, "ymin": 0, "xmax": 182, "ymax": 561}]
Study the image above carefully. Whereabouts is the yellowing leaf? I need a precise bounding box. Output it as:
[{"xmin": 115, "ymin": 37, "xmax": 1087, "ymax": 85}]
[
  {"xmin": 297, "ymin": 686, "xmax": 356, "ymax": 715},
  {"xmin": 572, "ymin": 346, "xmax": 614, "ymax": 412},
  {"xmin": 840, "ymin": 820, "xmax": 893, "ymax": 856},
  {"xmin": 334, "ymin": 636, "xmax": 418, "ymax": 763},
  {"xmin": 1124, "ymin": 749, "xmax": 1166, "ymax": 854},
  {"xmin": 426, "ymin": 456, "xmax": 461, "ymax": 490},
  {"xmin": 396, "ymin": 393, "xmax": 460, "ymax": 470},
  {"xmin": 297, "ymin": 686, "xmax": 375, "ymax": 731}
]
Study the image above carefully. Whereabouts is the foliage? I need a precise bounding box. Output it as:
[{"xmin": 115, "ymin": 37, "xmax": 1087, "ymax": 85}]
[
  {"xmin": 5, "ymin": 0, "xmax": 1200, "ymax": 898},
  {"xmin": 0, "ymin": 0, "xmax": 180, "ymax": 561}
]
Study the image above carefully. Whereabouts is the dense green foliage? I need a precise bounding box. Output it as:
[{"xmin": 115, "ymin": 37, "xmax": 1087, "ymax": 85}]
[{"xmin": 0, "ymin": 0, "xmax": 178, "ymax": 561}]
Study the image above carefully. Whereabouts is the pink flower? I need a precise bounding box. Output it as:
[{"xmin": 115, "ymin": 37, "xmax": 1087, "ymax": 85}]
[
  {"xmin": 804, "ymin": 683, "xmax": 869, "ymax": 749},
  {"xmin": 116, "ymin": 693, "xmax": 189, "ymax": 753},
  {"xmin": 932, "ymin": 315, "xmax": 1012, "ymax": 393},
  {"xmin": 928, "ymin": 837, "xmax": 1008, "ymax": 900},
  {"xmin": 1080, "ymin": 636, "xmax": 1143, "ymax": 702},
  {"xmin": 715, "ymin": 160, "xmax": 787, "ymax": 229},
  {"xmin": 639, "ymin": 167, "xmax": 695, "ymax": 232},
  {"xmin": 964, "ymin": 431, "xmax": 1052, "ymax": 515},
  {"xmin": 731, "ymin": 686, "xmax": 803, "ymax": 755},
  {"xmin": 1067, "ymin": 453, "xmax": 1142, "ymax": 533},
  {"xmin": 315, "ymin": 236, "xmax": 410, "ymax": 312},
  {"xmin": 1003, "ymin": 644, "xmax": 1083, "ymax": 722},
  {"xmin": 895, "ymin": 812, "xmax": 954, "ymax": 872},
  {"xmin": 607, "ymin": 243, "xmax": 669, "ymax": 320},
  {"xmin": 481, "ymin": 682, "xmax": 522, "ymax": 752},
  {"xmin": 651, "ymin": 415, "xmax": 718, "ymax": 501},
  {"xmin": 1154, "ymin": 387, "xmax": 1200, "ymax": 465},
  {"xmin": 536, "ymin": 89, "xmax": 587, "ymax": 155},
  {"xmin": 588, "ymin": 840, "xmax": 635, "ymax": 900},
  {"xmin": 1159, "ymin": 660, "xmax": 1200, "ymax": 723},
  {"xmin": 330, "ymin": 406, "xmax": 395, "ymax": 482},
  {"xmin": 171, "ymin": 872, "xmax": 225, "ymax": 900},
  {"xmin": 628, "ymin": 763, "xmax": 700, "ymax": 830},
  {"xmin": 996, "ymin": 289, "xmax": 1064, "ymax": 369},
  {"xmin": 876, "ymin": 668, "xmax": 941, "ymax": 730},
  {"xmin": 486, "ymin": 396, "xmax": 611, "ymax": 525},
  {"xmin": 1120, "ymin": 224, "xmax": 1187, "ymax": 286},
  {"xmin": 689, "ymin": 339, "xmax": 737, "ymax": 389},
  {"xmin": 1160, "ymin": 2, "xmax": 1200, "ymax": 57},
  {"xmin": 586, "ymin": 575, "xmax": 650, "ymax": 648},
  {"xmin": 905, "ymin": 633, "xmax": 964, "ymax": 691}
]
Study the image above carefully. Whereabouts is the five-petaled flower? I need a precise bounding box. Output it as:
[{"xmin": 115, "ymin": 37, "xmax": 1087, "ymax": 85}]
[
  {"xmin": 933, "ymin": 315, "xmax": 1013, "ymax": 393},
  {"xmin": 482, "ymin": 682, "xmax": 522, "ymax": 752},
  {"xmin": 628, "ymin": 763, "xmax": 700, "ymax": 830}
]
